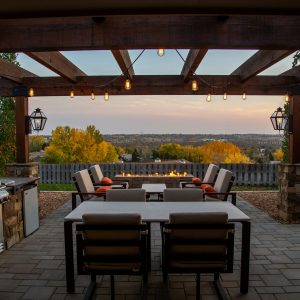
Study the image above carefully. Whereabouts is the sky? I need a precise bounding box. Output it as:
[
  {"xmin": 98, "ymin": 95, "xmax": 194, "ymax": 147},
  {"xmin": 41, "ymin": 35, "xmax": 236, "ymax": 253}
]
[{"xmin": 17, "ymin": 49, "xmax": 296, "ymax": 135}]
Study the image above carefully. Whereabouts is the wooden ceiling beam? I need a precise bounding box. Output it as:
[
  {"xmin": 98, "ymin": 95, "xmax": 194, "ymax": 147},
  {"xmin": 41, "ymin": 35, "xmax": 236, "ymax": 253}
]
[
  {"xmin": 25, "ymin": 51, "xmax": 86, "ymax": 83},
  {"xmin": 0, "ymin": 75, "xmax": 296, "ymax": 97},
  {"xmin": 0, "ymin": 16, "xmax": 300, "ymax": 51},
  {"xmin": 0, "ymin": 58, "xmax": 37, "ymax": 83},
  {"xmin": 111, "ymin": 50, "xmax": 134, "ymax": 79},
  {"xmin": 181, "ymin": 49, "xmax": 208, "ymax": 82},
  {"xmin": 231, "ymin": 50, "xmax": 294, "ymax": 82},
  {"xmin": 280, "ymin": 65, "xmax": 300, "ymax": 80}
]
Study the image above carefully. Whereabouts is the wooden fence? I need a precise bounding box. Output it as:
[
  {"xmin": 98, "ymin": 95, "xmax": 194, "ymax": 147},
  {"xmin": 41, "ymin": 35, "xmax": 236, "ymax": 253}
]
[{"xmin": 39, "ymin": 163, "xmax": 279, "ymax": 186}]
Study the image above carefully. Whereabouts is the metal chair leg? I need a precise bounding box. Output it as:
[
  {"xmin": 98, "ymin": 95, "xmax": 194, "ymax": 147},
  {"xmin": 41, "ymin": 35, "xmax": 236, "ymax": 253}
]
[
  {"xmin": 196, "ymin": 273, "xmax": 200, "ymax": 300},
  {"xmin": 83, "ymin": 274, "xmax": 96, "ymax": 300},
  {"xmin": 110, "ymin": 275, "xmax": 115, "ymax": 300}
]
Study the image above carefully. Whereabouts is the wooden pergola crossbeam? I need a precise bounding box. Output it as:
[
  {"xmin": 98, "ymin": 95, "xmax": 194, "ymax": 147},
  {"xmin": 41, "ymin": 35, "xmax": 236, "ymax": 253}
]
[
  {"xmin": 1, "ymin": 16, "xmax": 300, "ymax": 52},
  {"xmin": 111, "ymin": 50, "xmax": 134, "ymax": 79},
  {"xmin": 231, "ymin": 50, "xmax": 294, "ymax": 82},
  {"xmin": 280, "ymin": 65, "xmax": 300, "ymax": 80},
  {"xmin": 24, "ymin": 51, "xmax": 86, "ymax": 83},
  {"xmin": 0, "ymin": 58, "xmax": 37, "ymax": 83},
  {"xmin": 181, "ymin": 49, "xmax": 208, "ymax": 82},
  {"xmin": 0, "ymin": 75, "xmax": 293, "ymax": 97}
]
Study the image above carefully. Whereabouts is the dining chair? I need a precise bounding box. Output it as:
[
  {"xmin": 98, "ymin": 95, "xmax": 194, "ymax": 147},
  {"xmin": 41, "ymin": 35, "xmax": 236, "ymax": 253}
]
[
  {"xmin": 106, "ymin": 189, "xmax": 146, "ymax": 202},
  {"xmin": 162, "ymin": 212, "xmax": 234, "ymax": 300},
  {"xmin": 181, "ymin": 163, "xmax": 219, "ymax": 188},
  {"xmin": 163, "ymin": 188, "xmax": 203, "ymax": 202},
  {"xmin": 89, "ymin": 164, "xmax": 129, "ymax": 189},
  {"xmin": 76, "ymin": 213, "xmax": 148, "ymax": 300}
]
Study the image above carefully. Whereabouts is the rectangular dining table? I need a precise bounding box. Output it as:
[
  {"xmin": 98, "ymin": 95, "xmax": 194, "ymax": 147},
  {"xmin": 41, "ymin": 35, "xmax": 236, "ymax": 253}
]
[{"xmin": 64, "ymin": 201, "xmax": 251, "ymax": 294}]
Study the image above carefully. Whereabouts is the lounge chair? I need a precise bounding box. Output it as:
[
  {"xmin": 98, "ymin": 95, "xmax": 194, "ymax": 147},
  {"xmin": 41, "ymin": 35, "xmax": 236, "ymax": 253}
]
[
  {"xmin": 180, "ymin": 163, "xmax": 219, "ymax": 188},
  {"xmin": 106, "ymin": 189, "xmax": 146, "ymax": 202},
  {"xmin": 89, "ymin": 164, "xmax": 128, "ymax": 189},
  {"xmin": 162, "ymin": 212, "xmax": 234, "ymax": 300},
  {"xmin": 76, "ymin": 213, "xmax": 148, "ymax": 300},
  {"xmin": 72, "ymin": 169, "xmax": 110, "ymax": 209},
  {"xmin": 163, "ymin": 188, "xmax": 203, "ymax": 202}
]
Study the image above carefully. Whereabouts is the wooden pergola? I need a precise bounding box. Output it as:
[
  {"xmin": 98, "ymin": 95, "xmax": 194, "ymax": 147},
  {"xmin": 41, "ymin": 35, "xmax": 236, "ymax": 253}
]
[{"xmin": 0, "ymin": 0, "xmax": 300, "ymax": 164}]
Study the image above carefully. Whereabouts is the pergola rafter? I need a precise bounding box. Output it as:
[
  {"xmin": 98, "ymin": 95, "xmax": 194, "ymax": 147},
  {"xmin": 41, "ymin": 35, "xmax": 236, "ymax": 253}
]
[
  {"xmin": 280, "ymin": 65, "xmax": 300, "ymax": 79},
  {"xmin": 24, "ymin": 51, "xmax": 86, "ymax": 83},
  {"xmin": 231, "ymin": 50, "xmax": 294, "ymax": 82},
  {"xmin": 111, "ymin": 50, "xmax": 135, "ymax": 80},
  {"xmin": 0, "ymin": 58, "xmax": 37, "ymax": 83},
  {"xmin": 181, "ymin": 49, "xmax": 208, "ymax": 82}
]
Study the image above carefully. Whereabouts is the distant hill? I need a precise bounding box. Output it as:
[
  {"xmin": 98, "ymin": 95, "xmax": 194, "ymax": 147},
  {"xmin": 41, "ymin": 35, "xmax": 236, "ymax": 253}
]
[{"xmin": 103, "ymin": 134, "xmax": 282, "ymax": 150}]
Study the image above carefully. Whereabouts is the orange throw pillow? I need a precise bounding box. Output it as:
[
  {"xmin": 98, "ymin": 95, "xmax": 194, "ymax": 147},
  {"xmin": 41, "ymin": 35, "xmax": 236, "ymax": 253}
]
[
  {"xmin": 200, "ymin": 183, "xmax": 211, "ymax": 190},
  {"xmin": 101, "ymin": 177, "xmax": 113, "ymax": 185},
  {"xmin": 96, "ymin": 186, "xmax": 112, "ymax": 193},
  {"xmin": 202, "ymin": 184, "xmax": 218, "ymax": 198},
  {"xmin": 192, "ymin": 177, "xmax": 202, "ymax": 185}
]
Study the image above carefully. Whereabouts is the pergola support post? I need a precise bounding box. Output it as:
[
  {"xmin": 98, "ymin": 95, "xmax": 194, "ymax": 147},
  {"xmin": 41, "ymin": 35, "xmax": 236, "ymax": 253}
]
[
  {"xmin": 278, "ymin": 96, "xmax": 300, "ymax": 221},
  {"xmin": 15, "ymin": 96, "xmax": 29, "ymax": 163}
]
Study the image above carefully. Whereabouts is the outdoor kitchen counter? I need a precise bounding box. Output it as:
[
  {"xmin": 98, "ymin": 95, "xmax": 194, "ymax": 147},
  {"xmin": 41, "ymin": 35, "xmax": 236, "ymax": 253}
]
[{"xmin": 0, "ymin": 176, "xmax": 39, "ymax": 249}]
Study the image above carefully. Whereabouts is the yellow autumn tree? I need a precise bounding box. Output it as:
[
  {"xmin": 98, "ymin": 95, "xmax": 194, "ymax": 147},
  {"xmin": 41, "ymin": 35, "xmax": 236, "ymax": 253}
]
[
  {"xmin": 273, "ymin": 148, "xmax": 284, "ymax": 161},
  {"xmin": 199, "ymin": 141, "xmax": 250, "ymax": 164},
  {"xmin": 42, "ymin": 126, "xmax": 121, "ymax": 163}
]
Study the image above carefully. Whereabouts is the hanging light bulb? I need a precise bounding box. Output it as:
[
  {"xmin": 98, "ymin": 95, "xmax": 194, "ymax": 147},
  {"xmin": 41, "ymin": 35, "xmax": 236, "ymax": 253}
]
[
  {"xmin": 206, "ymin": 93, "xmax": 212, "ymax": 102},
  {"xmin": 157, "ymin": 49, "xmax": 165, "ymax": 57},
  {"xmin": 104, "ymin": 91, "xmax": 109, "ymax": 101},
  {"xmin": 91, "ymin": 91, "xmax": 95, "ymax": 100},
  {"xmin": 70, "ymin": 89, "xmax": 75, "ymax": 98},
  {"xmin": 242, "ymin": 92, "xmax": 246, "ymax": 100},
  {"xmin": 28, "ymin": 88, "xmax": 34, "ymax": 97},
  {"xmin": 285, "ymin": 92, "xmax": 290, "ymax": 103},
  {"xmin": 125, "ymin": 79, "xmax": 131, "ymax": 90},
  {"xmin": 191, "ymin": 80, "xmax": 198, "ymax": 92},
  {"xmin": 223, "ymin": 92, "xmax": 228, "ymax": 100}
]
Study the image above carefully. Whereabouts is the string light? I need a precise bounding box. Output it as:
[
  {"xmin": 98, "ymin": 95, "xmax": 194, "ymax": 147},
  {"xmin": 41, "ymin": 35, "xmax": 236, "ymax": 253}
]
[
  {"xmin": 104, "ymin": 91, "xmax": 109, "ymax": 101},
  {"xmin": 191, "ymin": 80, "xmax": 198, "ymax": 92},
  {"xmin": 70, "ymin": 89, "xmax": 75, "ymax": 98},
  {"xmin": 223, "ymin": 92, "xmax": 228, "ymax": 100},
  {"xmin": 285, "ymin": 92, "xmax": 290, "ymax": 102},
  {"xmin": 91, "ymin": 91, "xmax": 95, "ymax": 100},
  {"xmin": 242, "ymin": 92, "xmax": 246, "ymax": 100},
  {"xmin": 28, "ymin": 88, "xmax": 34, "ymax": 97},
  {"xmin": 125, "ymin": 79, "xmax": 131, "ymax": 90},
  {"xmin": 157, "ymin": 49, "xmax": 165, "ymax": 57},
  {"xmin": 206, "ymin": 93, "xmax": 212, "ymax": 102}
]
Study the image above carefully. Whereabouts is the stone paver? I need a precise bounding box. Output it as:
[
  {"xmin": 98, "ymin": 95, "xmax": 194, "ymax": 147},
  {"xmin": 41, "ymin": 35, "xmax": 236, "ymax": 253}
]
[{"xmin": 0, "ymin": 196, "xmax": 300, "ymax": 299}]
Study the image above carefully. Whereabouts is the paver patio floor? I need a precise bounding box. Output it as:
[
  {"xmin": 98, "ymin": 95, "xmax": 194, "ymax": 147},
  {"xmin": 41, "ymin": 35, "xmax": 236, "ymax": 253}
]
[{"xmin": 0, "ymin": 197, "xmax": 300, "ymax": 300}]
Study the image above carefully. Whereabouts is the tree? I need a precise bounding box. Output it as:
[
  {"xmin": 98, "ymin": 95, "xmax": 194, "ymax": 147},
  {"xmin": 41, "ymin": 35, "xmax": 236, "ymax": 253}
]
[
  {"xmin": 273, "ymin": 148, "xmax": 284, "ymax": 161},
  {"xmin": 0, "ymin": 53, "xmax": 18, "ymax": 175},
  {"xmin": 132, "ymin": 148, "xmax": 141, "ymax": 162},
  {"xmin": 42, "ymin": 126, "xmax": 120, "ymax": 163},
  {"xmin": 29, "ymin": 136, "xmax": 45, "ymax": 152},
  {"xmin": 281, "ymin": 102, "xmax": 290, "ymax": 163}
]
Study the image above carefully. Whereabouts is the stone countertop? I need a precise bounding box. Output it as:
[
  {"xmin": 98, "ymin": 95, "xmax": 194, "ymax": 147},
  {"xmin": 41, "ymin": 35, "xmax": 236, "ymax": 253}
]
[{"xmin": 0, "ymin": 177, "xmax": 39, "ymax": 193}]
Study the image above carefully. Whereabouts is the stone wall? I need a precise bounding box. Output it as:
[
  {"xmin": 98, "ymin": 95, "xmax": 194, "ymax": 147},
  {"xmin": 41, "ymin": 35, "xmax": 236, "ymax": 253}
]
[
  {"xmin": 5, "ymin": 162, "xmax": 39, "ymax": 177},
  {"xmin": 278, "ymin": 163, "xmax": 300, "ymax": 221}
]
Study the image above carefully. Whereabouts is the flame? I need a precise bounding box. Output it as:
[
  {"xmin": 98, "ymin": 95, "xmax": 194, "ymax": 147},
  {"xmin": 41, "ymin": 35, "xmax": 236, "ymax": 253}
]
[{"xmin": 120, "ymin": 171, "xmax": 188, "ymax": 177}]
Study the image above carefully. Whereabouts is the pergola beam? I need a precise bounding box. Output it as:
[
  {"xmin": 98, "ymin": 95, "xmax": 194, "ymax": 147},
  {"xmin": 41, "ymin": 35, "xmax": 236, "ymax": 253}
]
[
  {"xmin": 111, "ymin": 50, "xmax": 134, "ymax": 79},
  {"xmin": 0, "ymin": 75, "xmax": 295, "ymax": 97},
  {"xmin": 25, "ymin": 51, "xmax": 86, "ymax": 83},
  {"xmin": 280, "ymin": 65, "xmax": 300, "ymax": 80},
  {"xmin": 0, "ymin": 58, "xmax": 37, "ymax": 83},
  {"xmin": 231, "ymin": 50, "xmax": 294, "ymax": 82},
  {"xmin": 1, "ymin": 16, "xmax": 300, "ymax": 51},
  {"xmin": 181, "ymin": 49, "xmax": 208, "ymax": 82}
]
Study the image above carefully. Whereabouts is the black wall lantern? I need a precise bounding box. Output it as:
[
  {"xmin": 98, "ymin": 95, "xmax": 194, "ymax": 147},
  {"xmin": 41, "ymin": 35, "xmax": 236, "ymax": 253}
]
[
  {"xmin": 270, "ymin": 107, "xmax": 293, "ymax": 134},
  {"xmin": 25, "ymin": 108, "xmax": 47, "ymax": 134}
]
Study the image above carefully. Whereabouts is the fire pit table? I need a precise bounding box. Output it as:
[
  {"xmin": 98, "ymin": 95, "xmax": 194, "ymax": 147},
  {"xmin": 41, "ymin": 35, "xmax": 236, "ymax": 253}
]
[{"xmin": 113, "ymin": 172, "xmax": 194, "ymax": 188}]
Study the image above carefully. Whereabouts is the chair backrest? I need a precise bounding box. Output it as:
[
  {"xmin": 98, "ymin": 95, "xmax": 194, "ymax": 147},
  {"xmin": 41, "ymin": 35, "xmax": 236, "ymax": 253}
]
[
  {"xmin": 106, "ymin": 189, "xmax": 146, "ymax": 202},
  {"xmin": 164, "ymin": 212, "xmax": 234, "ymax": 272},
  {"xmin": 76, "ymin": 213, "xmax": 147, "ymax": 274},
  {"xmin": 213, "ymin": 168, "xmax": 235, "ymax": 197},
  {"xmin": 90, "ymin": 164, "xmax": 104, "ymax": 184},
  {"xmin": 74, "ymin": 169, "xmax": 95, "ymax": 200},
  {"xmin": 163, "ymin": 188, "xmax": 203, "ymax": 202},
  {"xmin": 203, "ymin": 164, "xmax": 219, "ymax": 183}
]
